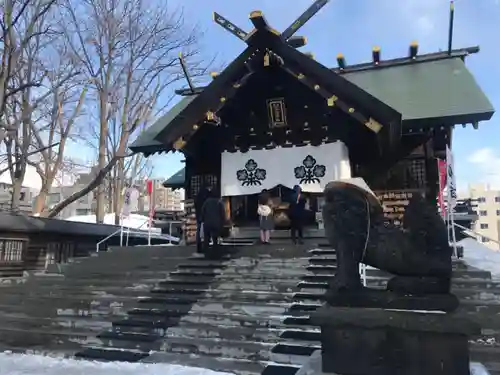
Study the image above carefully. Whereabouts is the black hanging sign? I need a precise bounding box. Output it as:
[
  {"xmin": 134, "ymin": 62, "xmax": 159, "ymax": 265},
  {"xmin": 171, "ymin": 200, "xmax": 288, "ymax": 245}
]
[
  {"xmin": 267, "ymin": 98, "xmax": 287, "ymax": 128},
  {"xmin": 236, "ymin": 159, "xmax": 267, "ymax": 186},
  {"xmin": 294, "ymin": 155, "xmax": 326, "ymax": 184}
]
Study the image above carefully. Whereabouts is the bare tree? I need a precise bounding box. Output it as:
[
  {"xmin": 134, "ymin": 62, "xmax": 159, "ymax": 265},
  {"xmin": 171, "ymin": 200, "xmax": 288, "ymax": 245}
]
[
  {"xmin": 1, "ymin": 0, "xmax": 78, "ymax": 210},
  {"xmin": 29, "ymin": 72, "xmax": 87, "ymax": 215},
  {"xmin": 0, "ymin": 0, "xmax": 57, "ymax": 132},
  {"xmin": 48, "ymin": 0, "xmax": 205, "ymax": 221}
]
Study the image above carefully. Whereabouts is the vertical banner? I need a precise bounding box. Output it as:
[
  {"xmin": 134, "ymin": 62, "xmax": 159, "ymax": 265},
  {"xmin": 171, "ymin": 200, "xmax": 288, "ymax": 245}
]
[
  {"xmin": 437, "ymin": 158, "xmax": 447, "ymax": 218},
  {"xmin": 121, "ymin": 186, "xmax": 138, "ymax": 217},
  {"xmin": 446, "ymin": 146, "xmax": 457, "ymax": 209},
  {"xmin": 146, "ymin": 179, "xmax": 154, "ymax": 245},
  {"xmin": 445, "ymin": 146, "xmax": 458, "ymax": 255}
]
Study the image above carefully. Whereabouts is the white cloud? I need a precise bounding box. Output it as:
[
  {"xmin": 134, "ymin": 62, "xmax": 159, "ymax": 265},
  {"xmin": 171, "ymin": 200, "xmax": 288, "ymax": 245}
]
[{"xmin": 467, "ymin": 147, "xmax": 500, "ymax": 189}]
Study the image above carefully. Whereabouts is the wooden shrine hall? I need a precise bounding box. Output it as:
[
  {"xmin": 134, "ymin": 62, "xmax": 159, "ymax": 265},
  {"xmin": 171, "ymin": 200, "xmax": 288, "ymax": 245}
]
[{"xmin": 131, "ymin": 0, "xmax": 494, "ymax": 236}]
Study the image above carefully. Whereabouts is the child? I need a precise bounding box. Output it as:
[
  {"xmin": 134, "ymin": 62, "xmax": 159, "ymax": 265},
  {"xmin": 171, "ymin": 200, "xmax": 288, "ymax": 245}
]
[{"xmin": 258, "ymin": 190, "xmax": 273, "ymax": 244}]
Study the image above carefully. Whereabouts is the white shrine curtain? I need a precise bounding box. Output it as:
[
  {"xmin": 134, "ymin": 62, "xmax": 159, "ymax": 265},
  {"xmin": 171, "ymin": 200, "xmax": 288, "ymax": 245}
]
[{"xmin": 220, "ymin": 141, "xmax": 352, "ymax": 196}]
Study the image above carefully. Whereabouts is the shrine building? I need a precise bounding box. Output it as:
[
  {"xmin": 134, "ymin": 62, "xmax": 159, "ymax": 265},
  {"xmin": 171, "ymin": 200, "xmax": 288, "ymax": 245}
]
[{"xmin": 130, "ymin": 2, "xmax": 494, "ymax": 239}]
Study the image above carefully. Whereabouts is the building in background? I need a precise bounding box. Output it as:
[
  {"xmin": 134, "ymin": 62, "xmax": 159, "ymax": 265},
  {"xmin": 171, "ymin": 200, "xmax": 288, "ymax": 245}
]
[
  {"xmin": 140, "ymin": 178, "xmax": 184, "ymax": 212},
  {"xmin": 460, "ymin": 184, "xmax": 500, "ymax": 250},
  {"xmin": 0, "ymin": 183, "xmax": 38, "ymax": 213},
  {"xmin": 47, "ymin": 185, "xmax": 95, "ymax": 219}
]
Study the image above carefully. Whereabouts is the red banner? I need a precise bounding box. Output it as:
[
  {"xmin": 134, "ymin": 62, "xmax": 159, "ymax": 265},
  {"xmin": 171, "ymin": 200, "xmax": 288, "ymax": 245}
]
[
  {"xmin": 437, "ymin": 159, "xmax": 447, "ymax": 218},
  {"xmin": 146, "ymin": 180, "xmax": 153, "ymax": 195}
]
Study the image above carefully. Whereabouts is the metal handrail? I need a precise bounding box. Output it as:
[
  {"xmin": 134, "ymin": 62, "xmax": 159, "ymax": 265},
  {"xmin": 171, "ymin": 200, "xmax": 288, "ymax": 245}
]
[
  {"xmin": 124, "ymin": 219, "xmax": 151, "ymax": 246},
  {"xmin": 126, "ymin": 220, "xmax": 183, "ymax": 246},
  {"xmin": 453, "ymin": 222, "xmax": 500, "ymax": 246},
  {"xmin": 96, "ymin": 227, "xmax": 123, "ymax": 253}
]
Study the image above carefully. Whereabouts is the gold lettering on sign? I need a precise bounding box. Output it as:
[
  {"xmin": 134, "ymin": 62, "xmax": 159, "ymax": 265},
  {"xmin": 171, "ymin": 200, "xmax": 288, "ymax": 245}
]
[
  {"xmin": 267, "ymin": 98, "xmax": 287, "ymax": 128},
  {"xmin": 375, "ymin": 189, "xmax": 423, "ymax": 226}
]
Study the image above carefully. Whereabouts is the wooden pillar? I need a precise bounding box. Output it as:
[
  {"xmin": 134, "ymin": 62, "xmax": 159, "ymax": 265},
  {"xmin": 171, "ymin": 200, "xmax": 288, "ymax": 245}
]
[
  {"xmin": 424, "ymin": 137, "xmax": 438, "ymax": 207},
  {"xmin": 223, "ymin": 197, "xmax": 231, "ymax": 223}
]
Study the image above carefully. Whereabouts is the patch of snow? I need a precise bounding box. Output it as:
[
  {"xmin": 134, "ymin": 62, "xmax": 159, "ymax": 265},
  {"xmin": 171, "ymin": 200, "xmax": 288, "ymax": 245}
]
[
  {"xmin": 65, "ymin": 213, "xmax": 156, "ymax": 231},
  {"xmin": 470, "ymin": 362, "xmax": 492, "ymax": 375},
  {"xmin": 459, "ymin": 238, "xmax": 500, "ymax": 280},
  {"xmin": 0, "ymin": 352, "xmax": 233, "ymax": 375}
]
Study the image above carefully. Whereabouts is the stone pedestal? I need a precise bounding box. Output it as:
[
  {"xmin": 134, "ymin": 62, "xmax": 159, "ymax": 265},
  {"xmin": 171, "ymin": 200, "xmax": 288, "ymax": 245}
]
[{"xmin": 311, "ymin": 306, "xmax": 481, "ymax": 375}]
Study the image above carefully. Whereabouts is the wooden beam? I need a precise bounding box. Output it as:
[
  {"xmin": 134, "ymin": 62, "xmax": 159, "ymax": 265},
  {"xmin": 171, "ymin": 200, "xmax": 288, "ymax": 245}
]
[
  {"xmin": 281, "ymin": 0, "xmax": 330, "ymax": 40},
  {"xmin": 179, "ymin": 53, "xmax": 195, "ymax": 93},
  {"xmin": 249, "ymin": 11, "xmax": 271, "ymax": 31},
  {"xmin": 213, "ymin": 12, "xmax": 248, "ymax": 41},
  {"xmin": 287, "ymin": 36, "xmax": 307, "ymax": 48},
  {"xmin": 155, "ymin": 47, "xmax": 263, "ymax": 145},
  {"xmin": 280, "ymin": 64, "xmax": 382, "ymax": 134},
  {"xmin": 265, "ymin": 30, "xmax": 401, "ymax": 129},
  {"xmin": 175, "ymin": 87, "xmax": 205, "ymax": 96}
]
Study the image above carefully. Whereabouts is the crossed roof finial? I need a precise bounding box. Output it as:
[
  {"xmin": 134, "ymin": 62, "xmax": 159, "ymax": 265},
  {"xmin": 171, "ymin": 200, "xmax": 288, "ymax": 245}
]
[{"xmin": 213, "ymin": 0, "xmax": 330, "ymax": 49}]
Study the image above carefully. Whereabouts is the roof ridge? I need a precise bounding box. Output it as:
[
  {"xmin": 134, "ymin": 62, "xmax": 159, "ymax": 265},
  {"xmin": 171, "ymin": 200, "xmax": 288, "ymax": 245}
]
[{"xmin": 334, "ymin": 46, "xmax": 479, "ymax": 74}]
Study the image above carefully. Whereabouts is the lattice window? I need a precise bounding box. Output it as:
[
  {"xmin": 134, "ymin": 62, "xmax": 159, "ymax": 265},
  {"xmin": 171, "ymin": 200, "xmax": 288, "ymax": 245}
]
[
  {"xmin": 0, "ymin": 239, "xmax": 26, "ymax": 263},
  {"xmin": 372, "ymin": 158, "xmax": 427, "ymax": 191},
  {"xmin": 190, "ymin": 175, "xmax": 217, "ymax": 197}
]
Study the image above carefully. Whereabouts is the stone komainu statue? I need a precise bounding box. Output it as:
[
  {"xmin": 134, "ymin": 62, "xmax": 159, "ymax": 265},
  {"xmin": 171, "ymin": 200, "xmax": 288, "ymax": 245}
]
[{"xmin": 322, "ymin": 179, "xmax": 453, "ymax": 298}]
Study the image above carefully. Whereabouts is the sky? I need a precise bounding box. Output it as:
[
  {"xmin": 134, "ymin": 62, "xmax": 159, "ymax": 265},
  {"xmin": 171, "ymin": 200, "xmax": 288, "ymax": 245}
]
[
  {"xmin": 148, "ymin": 0, "xmax": 500, "ymax": 191},
  {"xmin": 17, "ymin": 0, "xmax": 496, "ymax": 192}
]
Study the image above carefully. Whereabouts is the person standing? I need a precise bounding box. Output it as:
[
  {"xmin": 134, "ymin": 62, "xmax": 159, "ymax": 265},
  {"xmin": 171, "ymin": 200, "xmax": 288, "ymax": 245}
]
[
  {"xmin": 258, "ymin": 189, "xmax": 273, "ymax": 244},
  {"xmin": 289, "ymin": 185, "xmax": 306, "ymax": 244},
  {"xmin": 200, "ymin": 189, "xmax": 226, "ymax": 254},
  {"xmin": 195, "ymin": 184, "xmax": 211, "ymax": 253}
]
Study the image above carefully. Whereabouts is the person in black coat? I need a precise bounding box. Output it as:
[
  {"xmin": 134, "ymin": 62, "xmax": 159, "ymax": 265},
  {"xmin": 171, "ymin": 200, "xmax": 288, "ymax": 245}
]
[
  {"xmin": 200, "ymin": 189, "xmax": 226, "ymax": 253},
  {"xmin": 195, "ymin": 185, "xmax": 211, "ymax": 252},
  {"xmin": 289, "ymin": 185, "xmax": 306, "ymax": 244}
]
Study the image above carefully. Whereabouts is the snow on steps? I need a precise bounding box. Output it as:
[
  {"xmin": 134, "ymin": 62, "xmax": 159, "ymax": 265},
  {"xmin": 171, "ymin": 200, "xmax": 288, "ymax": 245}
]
[{"xmin": 0, "ymin": 244, "xmax": 498, "ymax": 374}]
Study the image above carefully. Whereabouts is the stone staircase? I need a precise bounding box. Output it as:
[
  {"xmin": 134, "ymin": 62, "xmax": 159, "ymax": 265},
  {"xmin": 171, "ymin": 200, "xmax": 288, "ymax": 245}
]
[{"xmin": 0, "ymin": 243, "xmax": 498, "ymax": 374}]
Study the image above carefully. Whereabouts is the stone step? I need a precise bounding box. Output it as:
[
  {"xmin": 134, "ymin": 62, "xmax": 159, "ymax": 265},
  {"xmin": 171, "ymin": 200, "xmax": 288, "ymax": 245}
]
[
  {"xmin": 261, "ymin": 364, "xmax": 300, "ymax": 375},
  {"xmin": 96, "ymin": 325, "xmax": 292, "ymax": 355},
  {"xmin": 20, "ymin": 277, "xmax": 168, "ymax": 289},
  {"xmin": 136, "ymin": 294, "xmax": 293, "ymax": 308},
  {"xmin": 75, "ymin": 346, "xmax": 149, "ymax": 362},
  {"xmin": 282, "ymin": 309, "xmax": 500, "ymax": 330},
  {"xmin": 96, "ymin": 331, "xmax": 163, "ymax": 352},
  {"xmin": 293, "ymin": 288, "xmax": 500, "ymax": 302},
  {"xmin": 0, "ymin": 296, "xmax": 141, "ymax": 314},
  {"xmin": 59, "ymin": 261, "xmax": 192, "ymax": 276},
  {"xmin": 0, "ymin": 324, "xmax": 103, "ymax": 354},
  {"xmin": 143, "ymin": 350, "xmax": 271, "ymax": 375},
  {"xmin": 267, "ymin": 341, "xmax": 499, "ymax": 366},
  {"xmin": 152, "ymin": 277, "xmax": 300, "ymax": 293},
  {"xmin": 157, "ymin": 336, "xmax": 311, "ymax": 363},
  {"xmin": 112, "ymin": 309, "xmax": 289, "ymax": 335},
  {"xmin": 2, "ymin": 283, "xmax": 157, "ymax": 296},
  {"xmin": 308, "ymin": 249, "xmax": 336, "ymax": 256},
  {"xmin": 177, "ymin": 262, "xmax": 228, "ymax": 270},
  {"xmin": 132, "ymin": 299, "xmax": 290, "ymax": 317},
  {"xmin": 44, "ymin": 269, "xmax": 176, "ymax": 280},
  {"xmin": 0, "ymin": 315, "xmax": 111, "ymax": 338},
  {"xmin": 0, "ymin": 302, "xmax": 129, "ymax": 319},
  {"xmin": 0, "ymin": 310, "xmax": 115, "ymax": 334},
  {"xmin": 298, "ymin": 278, "xmax": 500, "ymax": 290},
  {"xmin": 164, "ymin": 323, "xmax": 287, "ymax": 342},
  {"xmin": 302, "ymin": 267, "xmax": 492, "ymax": 280}
]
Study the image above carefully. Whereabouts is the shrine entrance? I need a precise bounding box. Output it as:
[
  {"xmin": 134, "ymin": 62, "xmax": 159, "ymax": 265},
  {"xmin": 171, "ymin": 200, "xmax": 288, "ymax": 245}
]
[{"xmin": 230, "ymin": 184, "xmax": 318, "ymax": 229}]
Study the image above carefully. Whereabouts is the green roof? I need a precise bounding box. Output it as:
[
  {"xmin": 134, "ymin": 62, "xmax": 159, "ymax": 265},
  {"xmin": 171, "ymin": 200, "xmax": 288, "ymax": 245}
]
[
  {"xmin": 129, "ymin": 56, "xmax": 494, "ymax": 156},
  {"xmin": 163, "ymin": 168, "xmax": 185, "ymax": 188},
  {"xmin": 129, "ymin": 96, "xmax": 198, "ymax": 155},
  {"xmin": 343, "ymin": 58, "xmax": 494, "ymax": 123}
]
